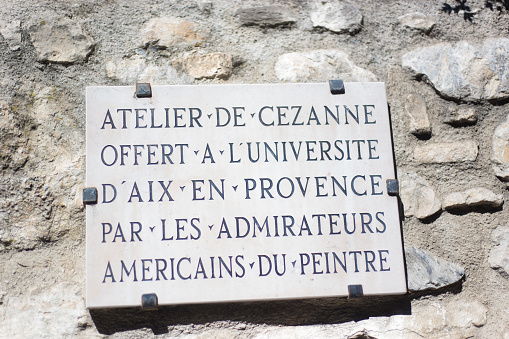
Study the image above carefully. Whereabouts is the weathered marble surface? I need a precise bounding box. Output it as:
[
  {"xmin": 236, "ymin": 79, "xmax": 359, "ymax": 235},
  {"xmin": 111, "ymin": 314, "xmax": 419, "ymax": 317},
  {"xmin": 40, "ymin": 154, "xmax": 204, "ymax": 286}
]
[
  {"xmin": 275, "ymin": 50, "xmax": 377, "ymax": 82},
  {"xmin": 310, "ymin": 1, "xmax": 363, "ymax": 34},
  {"xmin": 403, "ymin": 39, "xmax": 509, "ymax": 102},
  {"xmin": 400, "ymin": 172, "xmax": 442, "ymax": 220}
]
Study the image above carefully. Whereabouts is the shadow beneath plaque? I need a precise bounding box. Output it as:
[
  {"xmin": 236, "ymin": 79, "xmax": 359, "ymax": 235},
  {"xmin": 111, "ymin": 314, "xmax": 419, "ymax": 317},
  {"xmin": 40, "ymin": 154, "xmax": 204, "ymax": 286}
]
[
  {"xmin": 89, "ymin": 294, "xmax": 413, "ymax": 335},
  {"xmin": 89, "ymin": 274, "xmax": 467, "ymax": 336}
]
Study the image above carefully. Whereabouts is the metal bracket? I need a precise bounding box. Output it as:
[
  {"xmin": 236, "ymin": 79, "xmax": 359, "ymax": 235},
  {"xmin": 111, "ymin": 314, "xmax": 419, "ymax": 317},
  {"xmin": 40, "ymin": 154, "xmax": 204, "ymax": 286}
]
[
  {"xmin": 141, "ymin": 293, "xmax": 158, "ymax": 310},
  {"xmin": 387, "ymin": 179, "xmax": 399, "ymax": 196},
  {"xmin": 136, "ymin": 83, "xmax": 152, "ymax": 98},
  {"xmin": 82, "ymin": 187, "xmax": 98, "ymax": 205},
  {"xmin": 329, "ymin": 80, "xmax": 345, "ymax": 95},
  {"xmin": 348, "ymin": 284, "xmax": 363, "ymax": 298}
]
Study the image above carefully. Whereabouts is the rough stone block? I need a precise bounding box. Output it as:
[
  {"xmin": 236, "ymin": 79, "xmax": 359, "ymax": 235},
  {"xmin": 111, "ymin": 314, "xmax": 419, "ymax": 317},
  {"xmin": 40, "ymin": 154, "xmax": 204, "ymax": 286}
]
[
  {"xmin": 0, "ymin": 19, "xmax": 21, "ymax": 51},
  {"xmin": 172, "ymin": 52, "xmax": 233, "ymax": 79},
  {"xmin": 400, "ymin": 172, "xmax": 441, "ymax": 220},
  {"xmin": 404, "ymin": 93, "xmax": 431, "ymax": 137},
  {"xmin": 310, "ymin": 1, "xmax": 363, "ymax": 34},
  {"xmin": 141, "ymin": 17, "xmax": 207, "ymax": 50},
  {"xmin": 443, "ymin": 187, "xmax": 504, "ymax": 212},
  {"xmin": 105, "ymin": 56, "xmax": 193, "ymax": 85},
  {"xmin": 489, "ymin": 226, "xmax": 509, "ymax": 278},
  {"xmin": 236, "ymin": 6, "xmax": 297, "ymax": 27},
  {"xmin": 413, "ymin": 140, "xmax": 478, "ymax": 163},
  {"xmin": 398, "ymin": 12, "xmax": 436, "ymax": 33},
  {"xmin": 492, "ymin": 115, "xmax": 509, "ymax": 181},
  {"xmin": 28, "ymin": 15, "xmax": 95, "ymax": 64},
  {"xmin": 405, "ymin": 246, "xmax": 465, "ymax": 292},
  {"xmin": 275, "ymin": 49, "xmax": 377, "ymax": 83},
  {"xmin": 444, "ymin": 105, "xmax": 477, "ymax": 126},
  {"xmin": 402, "ymin": 39, "xmax": 509, "ymax": 102}
]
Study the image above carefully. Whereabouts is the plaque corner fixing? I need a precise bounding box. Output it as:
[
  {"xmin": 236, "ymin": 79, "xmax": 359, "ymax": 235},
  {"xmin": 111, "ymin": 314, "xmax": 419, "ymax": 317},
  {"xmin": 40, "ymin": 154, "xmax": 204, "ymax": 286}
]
[
  {"xmin": 348, "ymin": 284, "xmax": 363, "ymax": 299},
  {"xmin": 135, "ymin": 83, "xmax": 152, "ymax": 98},
  {"xmin": 141, "ymin": 293, "xmax": 159, "ymax": 310},
  {"xmin": 329, "ymin": 79, "xmax": 345, "ymax": 95},
  {"xmin": 82, "ymin": 187, "xmax": 98, "ymax": 205},
  {"xmin": 386, "ymin": 179, "xmax": 399, "ymax": 196}
]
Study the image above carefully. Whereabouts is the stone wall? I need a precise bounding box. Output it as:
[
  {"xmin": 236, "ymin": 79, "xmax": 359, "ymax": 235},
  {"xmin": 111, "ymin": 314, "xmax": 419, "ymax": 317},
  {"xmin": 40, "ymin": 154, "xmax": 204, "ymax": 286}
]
[{"xmin": 1, "ymin": 0, "xmax": 509, "ymax": 337}]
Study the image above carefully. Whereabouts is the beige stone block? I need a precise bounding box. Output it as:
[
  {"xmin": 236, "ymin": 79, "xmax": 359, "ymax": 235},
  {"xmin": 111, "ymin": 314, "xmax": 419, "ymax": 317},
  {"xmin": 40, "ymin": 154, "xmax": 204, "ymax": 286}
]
[
  {"xmin": 413, "ymin": 140, "xmax": 478, "ymax": 163},
  {"xmin": 172, "ymin": 52, "xmax": 233, "ymax": 79},
  {"xmin": 404, "ymin": 93, "xmax": 431, "ymax": 137},
  {"xmin": 141, "ymin": 17, "xmax": 207, "ymax": 50},
  {"xmin": 398, "ymin": 12, "xmax": 436, "ymax": 33},
  {"xmin": 492, "ymin": 115, "xmax": 509, "ymax": 181},
  {"xmin": 443, "ymin": 187, "xmax": 503, "ymax": 211},
  {"xmin": 28, "ymin": 15, "xmax": 94, "ymax": 64},
  {"xmin": 400, "ymin": 172, "xmax": 441, "ymax": 220}
]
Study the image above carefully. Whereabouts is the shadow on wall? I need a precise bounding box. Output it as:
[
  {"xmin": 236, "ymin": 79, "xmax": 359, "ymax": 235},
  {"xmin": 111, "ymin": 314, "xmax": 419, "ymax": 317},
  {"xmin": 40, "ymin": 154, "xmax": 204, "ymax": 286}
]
[
  {"xmin": 442, "ymin": 0, "xmax": 509, "ymax": 22},
  {"xmin": 89, "ymin": 280, "xmax": 463, "ymax": 335}
]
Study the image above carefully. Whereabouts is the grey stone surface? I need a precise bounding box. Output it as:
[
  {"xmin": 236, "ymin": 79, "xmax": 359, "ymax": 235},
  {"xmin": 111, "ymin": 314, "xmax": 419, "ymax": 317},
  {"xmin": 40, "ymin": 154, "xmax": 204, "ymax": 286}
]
[
  {"xmin": 310, "ymin": 1, "xmax": 363, "ymax": 34},
  {"xmin": 197, "ymin": 0, "xmax": 213, "ymax": 13},
  {"xmin": 141, "ymin": 17, "xmax": 207, "ymax": 50},
  {"xmin": 0, "ymin": 176, "xmax": 56, "ymax": 250},
  {"xmin": 443, "ymin": 187, "xmax": 504, "ymax": 212},
  {"xmin": 402, "ymin": 39, "xmax": 509, "ymax": 102},
  {"xmin": 493, "ymin": 115, "xmax": 509, "ymax": 181},
  {"xmin": 236, "ymin": 6, "xmax": 297, "ymax": 27},
  {"xmin": 250, "ymin": 299, "xmax": 486, "ymax": 339},
  {"xmin": 0, "ymin": 282, "xmax": 97, "ymax": 338},
  {"xmin": 0, "ymin": 101, "xmax": 28, "ymax": 171},
  {"xmin": 405, "ymin": 246, "xmax": 465, "ymax": 292},
  {"xmin": 488, "ymin": 226, "xmax": 509, "ymax": 278},
  {"xmin": 400, "ymin": 172, "xmax": 441, "ymax": 220},
  {"xmin": 398, "ymin": 12, "xmax": 436, "ymax": 33},
  {"xmin": 443, "ymin": 105, "xmax": 477, "ymax": 126},
  {"xmin": 404, "ymin": 93, "xmax": 431, "ymax": 137},
  {"xmin": 172, "ymin": 52, "xmax": 233, "ymax": 79},
  {"xmin": 28, "ymin": 15, "xmax": 94, "ymax": 64},
  {"xmin": 0, "ymin": 19, "xmax": 21, "ymax": 51},
  {"xmin": 275, "ymin": 50, "xmax": 377, "ymax": 82},
  {"xmin": 105, "ymin": 56, "xmax": 193, "ymax": 84},
  {"xmin": 413, "ymin": 140, "xmax": 478, "ymax": 163}
]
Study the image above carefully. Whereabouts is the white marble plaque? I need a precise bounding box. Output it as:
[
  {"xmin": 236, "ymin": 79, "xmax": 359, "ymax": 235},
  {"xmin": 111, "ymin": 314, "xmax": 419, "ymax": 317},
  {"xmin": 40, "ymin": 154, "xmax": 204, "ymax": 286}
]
[{"xmin": 86, "ymin": 83, "xmax": 407, "ymax": 309}]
